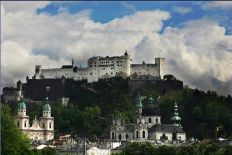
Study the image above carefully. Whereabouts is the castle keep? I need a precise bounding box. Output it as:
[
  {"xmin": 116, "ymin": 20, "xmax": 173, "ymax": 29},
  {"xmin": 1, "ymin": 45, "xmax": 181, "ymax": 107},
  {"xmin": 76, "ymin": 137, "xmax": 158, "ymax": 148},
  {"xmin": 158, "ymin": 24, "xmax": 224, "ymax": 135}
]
[{"xmin": 34, "ymin": 52, "xmax": 165, "ymax": 83}]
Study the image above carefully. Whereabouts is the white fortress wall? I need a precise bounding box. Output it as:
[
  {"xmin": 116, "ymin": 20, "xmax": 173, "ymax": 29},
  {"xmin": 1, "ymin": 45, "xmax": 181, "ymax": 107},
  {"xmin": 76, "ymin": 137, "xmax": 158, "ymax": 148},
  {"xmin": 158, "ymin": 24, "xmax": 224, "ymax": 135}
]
[
  {"xmin": 33, "ymin": 53, "xmax": 165, "ymax": 82},
  {"xmin": 41, "ymin": 68, "xmax": 73, "ymax": 79},
  {"xmin": 87, "ymin": 54, "xmax": 131, "ymax": 82}
]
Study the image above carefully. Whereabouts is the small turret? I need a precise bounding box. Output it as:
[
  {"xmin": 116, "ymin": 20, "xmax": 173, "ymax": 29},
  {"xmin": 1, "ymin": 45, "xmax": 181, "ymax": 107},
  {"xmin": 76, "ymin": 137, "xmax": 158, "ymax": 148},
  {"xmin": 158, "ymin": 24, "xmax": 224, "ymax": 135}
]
[
  {"xmin": 71, "ymin": 58, "xmax": 74, "ymax": 66},
  {"xmin": 35, "ymin": 65, "xmax": 42, "ymax": 79},
  {"xmin": 17, "ymin": 80, "xmax": 22, "ymax": 90},
  {"xmin": 171, "ymin": 102, "xmax": 181, "ymax": 126},
  {"xmin": 124, "ymin": 50, "xmax": 128, "ymax": 56}
]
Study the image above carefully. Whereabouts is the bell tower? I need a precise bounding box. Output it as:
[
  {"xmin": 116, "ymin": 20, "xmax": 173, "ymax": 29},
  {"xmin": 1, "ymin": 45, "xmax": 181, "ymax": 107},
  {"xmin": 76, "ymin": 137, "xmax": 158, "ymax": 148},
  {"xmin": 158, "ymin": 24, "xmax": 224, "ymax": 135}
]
[
  {"xmin": 40, "ymin": 97, "xmax": 54, "ymax": 142},
  {"xmin": 16, "ymin": 96, "xmax": 29, "ymax": 130}
]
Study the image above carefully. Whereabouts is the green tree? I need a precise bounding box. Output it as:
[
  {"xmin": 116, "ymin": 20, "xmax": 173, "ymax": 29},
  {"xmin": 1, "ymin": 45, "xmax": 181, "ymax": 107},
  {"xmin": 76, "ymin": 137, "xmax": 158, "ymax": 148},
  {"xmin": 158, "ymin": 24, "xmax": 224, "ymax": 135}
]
[
  {"xmin": 157, "ymin": 146, "xmax": 176, "ymax": 155},
  {"xmin": 1, "ymin": 104, "xmax": 31, "ymax": 155},
  {"xmin": 192, "ymin": 106, "xmax": 203, "ymax": 120},
  {"xmin": 176, "ymin": 146, "xmax": 198, "ymax": 155},
  {"xmin": 163, "ymin": 74, "xmax": 176, "ymax": 81},
  {"xmin": 40, "ymin": 147, "xmax": 58, "ymax": 155},
  {"xmin": 83, "ymin": 106, "xmax": 103, "ymax": 135},
  {"xmin": 124, "ymin": 142, "xmax": 156, "ymax": 155}
]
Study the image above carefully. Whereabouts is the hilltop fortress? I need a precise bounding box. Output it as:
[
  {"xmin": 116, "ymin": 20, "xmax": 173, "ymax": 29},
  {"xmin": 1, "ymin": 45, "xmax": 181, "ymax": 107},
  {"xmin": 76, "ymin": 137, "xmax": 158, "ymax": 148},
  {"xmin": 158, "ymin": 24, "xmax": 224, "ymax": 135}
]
[
  {"xmin": 34, "ymin": 51, "xmax": 165, "ymax": 83},
  {"xmin": 2, "ymin": 51, "xmax": 183, "ymax": 102}
]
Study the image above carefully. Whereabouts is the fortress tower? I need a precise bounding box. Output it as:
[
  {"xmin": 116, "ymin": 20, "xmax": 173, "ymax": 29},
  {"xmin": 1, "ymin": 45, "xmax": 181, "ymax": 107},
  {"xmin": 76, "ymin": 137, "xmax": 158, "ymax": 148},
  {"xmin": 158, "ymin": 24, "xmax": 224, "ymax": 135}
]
[
  {"xmin": 16, "ymin": 96, "xmax": 30, "ymax": 130},
  {"xmin": 35, "ymin": 65, "xmax": 42, "ymax": 79},
  {"xmin": 155, "ymin": 58, "xmax": 165, "ymax": 79},
  {"xmin": 40, "ymin": 97, "xmax": 54, "ymax": 141}
]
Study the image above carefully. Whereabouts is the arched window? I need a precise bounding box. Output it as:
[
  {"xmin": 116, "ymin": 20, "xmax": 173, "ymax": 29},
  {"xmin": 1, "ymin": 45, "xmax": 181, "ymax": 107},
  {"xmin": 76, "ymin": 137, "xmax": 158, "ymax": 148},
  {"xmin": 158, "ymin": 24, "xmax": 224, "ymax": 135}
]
[
  {"xmin": 172, "ymin": 133, "xmax": 177, "ymax": 141},
  {"xmin": 42, "ymin": 123, "xmax": 45, "ymax": 128},
  {"xmin": 24, "ymin": 121, "xmax": 27, "ymax": 127},
  {"xmin": 126, "ymin": 134, "xmax": 129, "ymax": 139},
  {"xmin": 119, "ymin": 134, "xmax": 122, "ymax": 141},
  {"xmin": 156, "ymin": 118, "xmax": 159, "ymax": 124},
  {"xmin": 136, "ymin": 130, "xmax": 138, "ymax": 138},
  {"xmin": 143, "ymin": 130, "xmax": 146, "ymax": 138},
  {"xmin": 17, "ymin": 121, "xmax": 19, "ymax": 127},
  {"xmin": 149, "ymin": 117, "xmax": 152, "ymax": 123},
  {"xmin": 49, "ymin": 122, "xmax": 52, "ymax": 129},
  {"xmin": 112, "ymin": 132, "xmax": 114, "ymax": 139}
]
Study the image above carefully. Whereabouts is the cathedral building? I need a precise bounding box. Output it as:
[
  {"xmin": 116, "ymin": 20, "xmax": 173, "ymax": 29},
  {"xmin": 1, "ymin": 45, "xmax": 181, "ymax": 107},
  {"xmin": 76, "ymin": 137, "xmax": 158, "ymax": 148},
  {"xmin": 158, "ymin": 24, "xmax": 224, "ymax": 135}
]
[
  {"xmin": 33, "ymin": 51, "xmax": 165, "ymax": 83},
  {"xmin": 16, "ymin": 97, "xmax": 54, "ymax": 143},
  {"xmin": 110, "ymin": 93, "xmax": 186, "ymax": 143}
]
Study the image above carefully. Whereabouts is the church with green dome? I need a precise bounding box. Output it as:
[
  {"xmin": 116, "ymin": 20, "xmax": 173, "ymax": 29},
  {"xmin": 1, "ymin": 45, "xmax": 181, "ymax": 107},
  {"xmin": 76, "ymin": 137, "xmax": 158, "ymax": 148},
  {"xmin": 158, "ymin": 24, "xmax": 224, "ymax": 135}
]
[
  {"xmin": 110, "ymin": 93, "xmax": 186, "ymax": 143},
  {"xmin": 16, "ymin": 96, "xmax": 54, "ymax": 143}
]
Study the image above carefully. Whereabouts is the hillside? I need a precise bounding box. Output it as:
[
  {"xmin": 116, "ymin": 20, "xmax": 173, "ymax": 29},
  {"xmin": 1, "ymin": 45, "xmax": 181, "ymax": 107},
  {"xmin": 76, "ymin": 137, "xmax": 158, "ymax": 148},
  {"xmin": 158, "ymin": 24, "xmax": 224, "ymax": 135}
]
[{"xmin": 9, "ymin": 77, "xmax": 232, "ymax": 140}]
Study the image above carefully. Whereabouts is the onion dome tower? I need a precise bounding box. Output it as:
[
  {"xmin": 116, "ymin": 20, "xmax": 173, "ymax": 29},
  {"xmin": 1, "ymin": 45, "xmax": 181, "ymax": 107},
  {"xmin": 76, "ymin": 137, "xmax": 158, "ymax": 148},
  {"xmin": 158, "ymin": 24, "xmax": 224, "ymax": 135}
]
[
  {"xmin": 16, "ymin": 96, "xmax": 29, "ymax": 129},
  {"xmin": 40, "ymin": 97, "xmax": 54, "ymax": 141},
  {"xmin": 171, "ymin": 102, "xmax": 181, "ymax": 126},
  {"xmin": 43, "ymin": 97, "xmax": 51, "ymax": 118}
]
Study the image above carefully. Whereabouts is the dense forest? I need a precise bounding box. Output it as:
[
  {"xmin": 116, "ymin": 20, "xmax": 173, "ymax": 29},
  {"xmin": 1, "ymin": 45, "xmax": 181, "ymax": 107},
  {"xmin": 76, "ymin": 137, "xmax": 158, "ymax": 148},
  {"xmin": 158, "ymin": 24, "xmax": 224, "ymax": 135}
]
[{"xmin": 9, "ymin": 77, "xmax": 232, "ymax": 140}]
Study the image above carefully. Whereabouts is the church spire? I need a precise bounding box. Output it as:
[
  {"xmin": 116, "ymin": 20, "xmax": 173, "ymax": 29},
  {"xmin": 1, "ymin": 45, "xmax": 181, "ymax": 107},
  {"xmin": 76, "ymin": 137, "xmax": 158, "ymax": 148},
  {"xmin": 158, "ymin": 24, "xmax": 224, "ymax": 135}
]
[
  {"xmin": 171, "ymin": 102, "xmax": 181, "ymax": 126},
  {"xmin": 135, "ymin": 91, "xmax": 142, "ymax": 108},
  {"xmin": 135, "ymin": 90, "xmax": 142, "ymax": 118}
]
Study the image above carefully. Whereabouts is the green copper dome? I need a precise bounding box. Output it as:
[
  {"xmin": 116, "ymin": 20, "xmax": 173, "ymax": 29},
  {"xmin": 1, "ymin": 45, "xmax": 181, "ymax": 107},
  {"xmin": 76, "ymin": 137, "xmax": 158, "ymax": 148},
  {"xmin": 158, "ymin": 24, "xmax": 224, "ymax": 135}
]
[
  {"xmin": 43, "ymin": 97, "xmax": 51, "ymax": 111},
  {"xmin": 18, "ymin": 96, "xmax": 26, "ymax": 110}
]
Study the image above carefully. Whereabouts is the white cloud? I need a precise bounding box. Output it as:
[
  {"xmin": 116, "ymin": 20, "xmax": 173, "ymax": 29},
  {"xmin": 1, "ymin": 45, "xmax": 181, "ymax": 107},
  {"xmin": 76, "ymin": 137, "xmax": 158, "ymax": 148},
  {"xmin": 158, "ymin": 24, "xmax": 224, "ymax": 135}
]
[
  {"xmin": 173, "ymin": 6, "xmax": 192, "ymax": 14},
  {"xmin": 202, "ymin": 1, "xmax": 232, "ymax": 10},
  {"xmin": 2, "ymin": 1, "xmax": 51, "ymax": 13},
  {"xmin": 1, "ymin": 1, "xmax": 232, "ymax": 95}
]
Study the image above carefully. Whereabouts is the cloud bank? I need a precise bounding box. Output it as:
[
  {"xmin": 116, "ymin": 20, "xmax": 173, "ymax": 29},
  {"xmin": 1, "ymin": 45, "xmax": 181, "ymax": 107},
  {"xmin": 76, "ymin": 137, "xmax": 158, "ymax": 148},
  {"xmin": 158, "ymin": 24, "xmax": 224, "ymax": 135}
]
[{"xmin": 1, "ymin": 2, "xmax": 232, "ymax": 96}]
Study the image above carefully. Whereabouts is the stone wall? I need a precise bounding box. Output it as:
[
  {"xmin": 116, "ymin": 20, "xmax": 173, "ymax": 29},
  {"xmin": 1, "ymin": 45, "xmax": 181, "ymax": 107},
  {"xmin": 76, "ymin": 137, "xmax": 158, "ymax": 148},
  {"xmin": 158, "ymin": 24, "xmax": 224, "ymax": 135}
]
[
  {"xmin": 22, "ymin": 78, "xmax": 76, "ymax": 101},
  {"xmin": 128, "ymin": 79, "xmax": 183, "ymax": 95}
]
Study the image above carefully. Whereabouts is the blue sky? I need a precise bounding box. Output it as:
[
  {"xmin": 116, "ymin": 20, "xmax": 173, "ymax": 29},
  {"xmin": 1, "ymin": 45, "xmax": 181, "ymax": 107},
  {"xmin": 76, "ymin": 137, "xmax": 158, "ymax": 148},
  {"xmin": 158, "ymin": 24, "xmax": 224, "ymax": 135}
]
[{"xmin": 37, "ymin": 1, "xmax": 232, "ymax": 34}]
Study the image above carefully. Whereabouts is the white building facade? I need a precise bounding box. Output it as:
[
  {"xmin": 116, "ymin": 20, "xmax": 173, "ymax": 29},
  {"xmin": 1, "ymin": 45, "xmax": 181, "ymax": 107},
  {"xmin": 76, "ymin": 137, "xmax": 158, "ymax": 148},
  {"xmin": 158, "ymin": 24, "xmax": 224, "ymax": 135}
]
[
  {"xmin": 16, "ymin": 97, "xmax": 54, "ymax": 143},
  {"xmin": 33, "ymin": 52, "xmax": 165, "ymax": 83}
]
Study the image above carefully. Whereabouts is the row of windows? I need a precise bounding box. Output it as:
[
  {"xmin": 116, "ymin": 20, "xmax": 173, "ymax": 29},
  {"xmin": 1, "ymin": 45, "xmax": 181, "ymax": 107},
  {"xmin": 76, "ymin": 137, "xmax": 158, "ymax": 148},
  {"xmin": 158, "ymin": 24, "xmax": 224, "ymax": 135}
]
[
  {"xmin": 90, "ymin": 64, "xmax": 124, "ymax": 68},
  {"xmin": 48, "ymin": 73, "xmax": 72, "ymax": 76},
  {"xmin": 112, "ymin": 130, "xmax": 146, "ymax": 140},
  {"xmin": 148, "ymin": 117, "xmax": 159, "ymax": 123},
  {"xmin": 90, "ymin": 60, "xmax": 123, "ymax": 65},
  {"xmin": 90, "ymin": 72, "xmax": 120, "ymax": 75},
  {"xmin": 17, "ymin": 121, "xmax": 52, "ymax": 129},
  {"xmin": 89, "ymin": 60, "xmax": 124, "ymax": 67}
]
